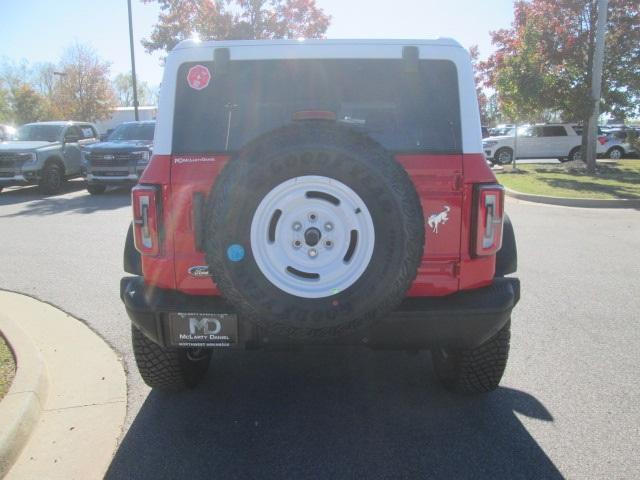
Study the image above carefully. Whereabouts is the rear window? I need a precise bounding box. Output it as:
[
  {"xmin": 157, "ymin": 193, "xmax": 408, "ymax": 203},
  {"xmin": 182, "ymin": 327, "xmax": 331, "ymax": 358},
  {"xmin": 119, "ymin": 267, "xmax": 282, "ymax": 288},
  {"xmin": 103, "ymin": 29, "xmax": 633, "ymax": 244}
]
[
  {"xmin": 173, "ymin": 59, "xmax": 461, "ymax": 154},
  {"xmin": 109, "ymin": 123, "xmax": 155, "ymax": 141},
  {"xmin": 573, "ymin": 125, "xmax": 605, "ymax": 136},
  {"xmin": 80, "ymin": 125, "xmax": 97, "ymax": 139},
  {"xmin": 541, "ymin": 126, "xmax": 567, "ymax": 137}
]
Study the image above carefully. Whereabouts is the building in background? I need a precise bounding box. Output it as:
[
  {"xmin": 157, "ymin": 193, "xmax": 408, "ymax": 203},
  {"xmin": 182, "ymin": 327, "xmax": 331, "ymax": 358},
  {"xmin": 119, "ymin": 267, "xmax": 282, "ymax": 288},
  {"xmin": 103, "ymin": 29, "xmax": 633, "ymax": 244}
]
[{"xmin": 94, "ymin": 106, "xmax": 157, "ymax": 135}]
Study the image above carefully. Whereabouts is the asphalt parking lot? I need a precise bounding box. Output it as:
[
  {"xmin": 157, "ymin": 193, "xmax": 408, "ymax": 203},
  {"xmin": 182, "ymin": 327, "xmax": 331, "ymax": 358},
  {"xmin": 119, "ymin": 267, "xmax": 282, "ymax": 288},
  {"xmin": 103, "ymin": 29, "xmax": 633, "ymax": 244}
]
[{"xmin": 1, "ymin": 180, "xmax": 639, "ymax": 479}]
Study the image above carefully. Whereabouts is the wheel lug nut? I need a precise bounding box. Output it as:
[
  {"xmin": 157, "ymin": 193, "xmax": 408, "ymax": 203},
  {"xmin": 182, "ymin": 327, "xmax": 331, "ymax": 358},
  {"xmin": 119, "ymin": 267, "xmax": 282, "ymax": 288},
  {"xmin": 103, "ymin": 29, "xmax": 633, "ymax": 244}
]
[
  {"xmin": 324, "ymin": 240, "xmax": 333, "ymax": 249},
  {"xmin": 324, "ymin": 222, "xmax": 333, "ymax": 231},
  {"xmin": 293, "ymin": 240, "xmax": 302, "ymax": 249},
  {"xmin": 308, "ymin": 213, "xmax": 317, "ymax": 222},
  {"xmin": 292, "ymin": 221, "xmax": 302, "ymax": 231},
  {"xmin": 308, "ymin": 248, "xmax": 318, "ymax": 258}
]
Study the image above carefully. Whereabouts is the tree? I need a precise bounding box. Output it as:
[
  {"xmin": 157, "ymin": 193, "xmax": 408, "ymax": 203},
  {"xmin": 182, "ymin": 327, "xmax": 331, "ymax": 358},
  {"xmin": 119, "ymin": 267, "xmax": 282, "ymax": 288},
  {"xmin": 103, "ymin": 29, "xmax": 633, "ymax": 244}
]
[
  {"xmin": 11, "ymin": 85, "xmax": 46, "ymax": 124},
  {"xmin": 469, "ymin": 45, "xmax": 489, "ymax": 125},
  {"xmin": 627, "ymin": 129, "xmax": 640, "ymax": 154},
  {"xmin": 113, "ymin": 72, "xmax": 152, "ymax": 107},
  {"xmin": 0, "ymin": 85, "xmax": 12, "ymax": 123},
  {"xmin": 141, "ymin": 0, "xmax": 331, "ymax": 54},
  {"xmin": 0, "ymin": 61, "xmax": 48, "ymax": 124},
  {"xmin": 31, "ymin": 62, "xmax": 65, "ymax": 120},
  {"xmin": 469, "ymin": 45, "xmax": 507, "ymax": 126},
  {"xmin": 480, "ymin": 0, "xmax": 640, "ymax": 169},
  {"xmin": 0, "ymin": 60, "xmax": 31, "ymax": 94},
  {"xmin": 33, "ymin": 62, "xmax": 58, "ymax": 98},
  {"xmin": 53, "ymin": 43, "xmax": 116, "ymax": 122}
]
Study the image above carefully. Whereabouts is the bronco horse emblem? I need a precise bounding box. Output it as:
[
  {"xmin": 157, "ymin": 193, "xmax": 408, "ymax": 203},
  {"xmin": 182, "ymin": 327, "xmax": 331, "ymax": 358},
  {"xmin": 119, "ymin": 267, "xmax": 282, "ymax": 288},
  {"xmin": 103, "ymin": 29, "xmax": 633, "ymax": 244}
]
[{"xmin": 427, "ymin": 206, "xmax": 450, "ymax": 234}]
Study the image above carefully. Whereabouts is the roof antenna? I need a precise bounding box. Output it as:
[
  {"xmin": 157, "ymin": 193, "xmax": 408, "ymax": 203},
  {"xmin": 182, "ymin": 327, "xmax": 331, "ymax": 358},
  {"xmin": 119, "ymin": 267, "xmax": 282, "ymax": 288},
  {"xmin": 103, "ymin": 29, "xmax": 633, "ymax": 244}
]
[{"xmin": 225, "ymin": 103, "xmax": 238, "ymax": 151}]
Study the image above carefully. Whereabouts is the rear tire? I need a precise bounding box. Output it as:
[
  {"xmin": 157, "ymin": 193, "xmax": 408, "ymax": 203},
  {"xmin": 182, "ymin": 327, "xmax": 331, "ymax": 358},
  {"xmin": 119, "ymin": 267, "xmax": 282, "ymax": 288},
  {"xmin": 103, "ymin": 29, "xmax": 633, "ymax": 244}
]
[
  {"xmin": 39, "ymin": 163, "xmax": 63, "ymax": 194},
  {"xmin": 567, "ymin": 147, "xmax": 581, "ymax": 162},
  {"xmin": 494, "ymin": 147, "xmax": 513, "ymax": 165},
  {"xmin": 87, "ymin": 184, "xmax": 107, "ymax": 195},
  {"xmin": 432, "ymin": 321, "xmax": 511, "ymax": 394},
  {"xmin": 607, "ymin": 147, "xmax": 624, "ymax": 160},
  {"xmin": 204, "ymin": 123, "xmax": 424, "ymax": 340},
  {"xmin": 131, "ymin": 325, "xmax": 212, "ymax": 391}
]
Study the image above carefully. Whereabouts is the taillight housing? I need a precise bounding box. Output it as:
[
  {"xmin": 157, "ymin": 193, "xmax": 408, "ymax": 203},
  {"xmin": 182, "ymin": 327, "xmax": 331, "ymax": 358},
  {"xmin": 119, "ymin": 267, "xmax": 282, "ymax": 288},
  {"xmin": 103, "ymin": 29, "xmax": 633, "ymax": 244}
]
[
  {"xmin": 475, "ymin": 184, "xmax": 505, "ymax": 256},
  {"xmin": 132, "ymin": 185, "xmax": 161, "ymax": 256},
  {"xmin": 598, "ymin": 136, "xmax": 608, "ymax": 145}
]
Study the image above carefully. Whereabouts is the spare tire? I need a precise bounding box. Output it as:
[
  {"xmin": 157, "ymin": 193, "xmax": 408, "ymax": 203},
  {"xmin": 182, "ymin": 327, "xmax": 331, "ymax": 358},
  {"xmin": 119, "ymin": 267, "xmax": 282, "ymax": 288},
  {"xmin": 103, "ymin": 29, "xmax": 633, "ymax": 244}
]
[{"xmin": 204, "ymin": 123, "xmax": 424, "ymax": 339}]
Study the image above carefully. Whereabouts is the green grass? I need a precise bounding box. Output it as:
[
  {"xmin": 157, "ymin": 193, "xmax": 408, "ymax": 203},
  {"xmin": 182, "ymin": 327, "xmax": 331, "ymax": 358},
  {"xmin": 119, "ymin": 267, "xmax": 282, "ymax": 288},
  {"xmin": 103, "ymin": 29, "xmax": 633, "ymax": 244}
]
[
  {"xmin": 496, "ymin": 160, "xmax": 640, "ymax": 200},
  {"xmin": 0, "ymin": 334, "xmax": 16, "ymax": 400}
]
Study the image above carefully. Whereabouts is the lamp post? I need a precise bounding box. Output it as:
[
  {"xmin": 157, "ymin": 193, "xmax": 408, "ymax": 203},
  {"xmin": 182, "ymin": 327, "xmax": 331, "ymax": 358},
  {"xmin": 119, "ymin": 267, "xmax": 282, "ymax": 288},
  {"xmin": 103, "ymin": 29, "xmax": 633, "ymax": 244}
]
[
  {"xmin": 127, "ymin": 0, "xmax": 139, "ymax": 121},
  {"xmin": 585, "ymin": 0, "xmax": 608, "ymax": 172}
]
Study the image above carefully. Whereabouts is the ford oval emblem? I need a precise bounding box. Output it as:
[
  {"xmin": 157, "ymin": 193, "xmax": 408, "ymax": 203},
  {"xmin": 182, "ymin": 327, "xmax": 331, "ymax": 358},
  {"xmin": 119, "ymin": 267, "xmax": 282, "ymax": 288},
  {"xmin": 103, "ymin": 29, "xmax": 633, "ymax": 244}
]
[{"xmin": 188, "ymin": 265, "xmax": 211, "ymax": 277}]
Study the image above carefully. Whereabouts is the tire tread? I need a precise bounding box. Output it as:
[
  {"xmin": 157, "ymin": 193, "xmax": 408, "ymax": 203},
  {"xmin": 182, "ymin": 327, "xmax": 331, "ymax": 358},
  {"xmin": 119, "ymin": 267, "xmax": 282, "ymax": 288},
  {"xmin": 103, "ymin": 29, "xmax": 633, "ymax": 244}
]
[
  {"xmin": 433, "ymin": 321, "xmax": 511, "ymax": 394},
  {"xmin": 204, "ymin": 123, "xmax": 424, "ymax": 339},
  {"xmin": 131, "ymin": 326, "xmax": 209, "ymax": 391}
]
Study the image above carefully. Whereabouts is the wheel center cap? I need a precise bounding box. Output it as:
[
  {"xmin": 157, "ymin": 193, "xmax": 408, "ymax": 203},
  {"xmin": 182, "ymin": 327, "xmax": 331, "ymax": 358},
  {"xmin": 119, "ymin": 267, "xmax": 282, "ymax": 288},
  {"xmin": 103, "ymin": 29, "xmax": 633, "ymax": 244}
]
[{"xmin": 304, "ymin": 227, "xmax": 321, "ymax": 247}]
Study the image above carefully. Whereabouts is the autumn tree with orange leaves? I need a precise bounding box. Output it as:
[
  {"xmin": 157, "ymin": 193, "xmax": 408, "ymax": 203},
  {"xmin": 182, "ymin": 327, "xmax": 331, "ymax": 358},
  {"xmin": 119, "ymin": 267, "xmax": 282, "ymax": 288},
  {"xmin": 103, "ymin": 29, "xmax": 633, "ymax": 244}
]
[
  {"xmin": 479, "ymin": 1, "xmax": 640, "ymax": 159},
  {"xmin": 141, "ymin": 0, "xmax": 331, "ymax": 54}
]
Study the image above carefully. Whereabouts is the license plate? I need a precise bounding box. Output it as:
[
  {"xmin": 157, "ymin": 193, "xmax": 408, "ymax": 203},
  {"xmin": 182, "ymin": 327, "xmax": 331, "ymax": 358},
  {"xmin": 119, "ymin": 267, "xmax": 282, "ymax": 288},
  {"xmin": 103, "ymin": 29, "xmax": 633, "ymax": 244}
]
[{"xmin": 168, "ymin": 312, "xmax": 238, "ymax": 348}]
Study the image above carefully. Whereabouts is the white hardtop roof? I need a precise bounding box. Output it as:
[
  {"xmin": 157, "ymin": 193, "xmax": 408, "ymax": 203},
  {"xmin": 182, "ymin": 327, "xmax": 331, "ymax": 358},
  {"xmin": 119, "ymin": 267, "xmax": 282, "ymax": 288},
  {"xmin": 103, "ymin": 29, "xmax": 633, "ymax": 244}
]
[
  {"xmin": 155, "ymin": 36, "xmax": 482, "ymax": 156},
  {"xmin": 23, "ymin": 121, "xmax": 93, "ymax": 126},
  {"xmin": 113, "ymin": 106, "xmax": 157, "ymax": 111},
  {"xmin": 174, "ymin": 38, "xmax": 463, "ymax": 51}
]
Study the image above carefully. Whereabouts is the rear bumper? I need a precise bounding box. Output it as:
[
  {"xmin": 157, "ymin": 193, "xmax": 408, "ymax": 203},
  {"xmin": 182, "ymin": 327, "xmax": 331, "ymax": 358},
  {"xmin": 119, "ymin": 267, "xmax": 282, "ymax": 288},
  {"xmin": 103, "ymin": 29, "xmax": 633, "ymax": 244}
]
[{"xmin": 121, "ymin": 276, "xmax": 520, "ymax": 350}]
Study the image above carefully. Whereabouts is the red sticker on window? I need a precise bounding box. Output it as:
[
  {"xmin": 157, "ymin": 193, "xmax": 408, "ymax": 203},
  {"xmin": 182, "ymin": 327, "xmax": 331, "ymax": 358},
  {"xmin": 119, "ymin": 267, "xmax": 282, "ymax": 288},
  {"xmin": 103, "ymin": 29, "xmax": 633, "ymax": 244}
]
[{"xmin": 187, "ymin": 65, "xmax": 211, "ymax": 91}]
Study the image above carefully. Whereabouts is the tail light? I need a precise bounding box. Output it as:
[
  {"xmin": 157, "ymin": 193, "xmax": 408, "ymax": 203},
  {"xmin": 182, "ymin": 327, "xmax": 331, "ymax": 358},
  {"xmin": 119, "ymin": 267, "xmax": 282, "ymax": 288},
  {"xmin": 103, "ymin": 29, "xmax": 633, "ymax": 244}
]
[
  {"xmin": 598, "ymin": 136, "xmax": 607, "ymax": 145},
  {"xmin": 475, "ymin": 184, "xmax": 504, "ymax": 256},
  {"xmin": 132, "ymin": 185, "xmax": 161, "ymax": 256}
]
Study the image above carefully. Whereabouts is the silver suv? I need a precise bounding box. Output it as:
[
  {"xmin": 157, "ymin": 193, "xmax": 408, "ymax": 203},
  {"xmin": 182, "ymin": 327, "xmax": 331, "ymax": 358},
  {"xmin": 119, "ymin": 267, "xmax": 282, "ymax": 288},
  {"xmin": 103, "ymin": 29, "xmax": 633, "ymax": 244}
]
[{"xmin": 0, "ymin": 121, "xmax": 98, "ymax": 194}]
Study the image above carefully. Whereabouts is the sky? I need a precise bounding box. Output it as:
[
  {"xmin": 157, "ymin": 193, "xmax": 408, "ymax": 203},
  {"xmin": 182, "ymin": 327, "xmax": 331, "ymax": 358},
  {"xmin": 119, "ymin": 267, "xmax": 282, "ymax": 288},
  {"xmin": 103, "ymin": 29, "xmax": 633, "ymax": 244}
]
[{"xmin": 0, "ymin": 0, "xmax": 515, "ymax": 88}]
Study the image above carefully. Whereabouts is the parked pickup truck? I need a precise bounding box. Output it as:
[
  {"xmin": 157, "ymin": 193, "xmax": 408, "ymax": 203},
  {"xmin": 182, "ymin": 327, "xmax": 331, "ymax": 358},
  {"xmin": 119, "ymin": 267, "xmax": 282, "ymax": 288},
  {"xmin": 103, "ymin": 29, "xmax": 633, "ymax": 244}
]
[
  {"xmin": 0, "ymin": 121, "xmax": 99, "ymax": 194},
  {"xmin": 82, "ymin": 121, "xmax": 155, "ymax": 194}
]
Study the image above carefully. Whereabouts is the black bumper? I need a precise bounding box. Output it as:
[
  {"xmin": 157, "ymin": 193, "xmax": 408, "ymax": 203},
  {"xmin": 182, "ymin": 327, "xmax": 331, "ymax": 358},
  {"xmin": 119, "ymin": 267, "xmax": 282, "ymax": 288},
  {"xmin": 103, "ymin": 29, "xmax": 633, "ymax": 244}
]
[{"xmin": 121, "ymin": 276, "xmax": 520, "ymax": 350}]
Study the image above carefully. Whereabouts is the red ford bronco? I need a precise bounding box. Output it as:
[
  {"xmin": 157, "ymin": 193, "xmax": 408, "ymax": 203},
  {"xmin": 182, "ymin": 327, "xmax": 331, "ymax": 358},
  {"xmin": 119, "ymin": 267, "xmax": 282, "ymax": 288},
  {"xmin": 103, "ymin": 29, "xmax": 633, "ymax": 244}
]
[{"xmin": 121, "ymin": 39, "xmax": 519, "ymax": 394}]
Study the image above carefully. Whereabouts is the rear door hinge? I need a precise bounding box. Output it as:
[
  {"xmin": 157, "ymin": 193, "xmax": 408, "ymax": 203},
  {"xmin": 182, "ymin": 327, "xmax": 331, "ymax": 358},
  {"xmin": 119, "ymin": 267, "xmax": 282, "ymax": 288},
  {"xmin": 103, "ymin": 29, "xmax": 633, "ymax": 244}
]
[
  {"xmin": 453, "ymin": 174, "xmax": 464, "ymax": 191},
  {"xmin": 453, "ymin": 261, "xmax": 461, "ymax": 278}
]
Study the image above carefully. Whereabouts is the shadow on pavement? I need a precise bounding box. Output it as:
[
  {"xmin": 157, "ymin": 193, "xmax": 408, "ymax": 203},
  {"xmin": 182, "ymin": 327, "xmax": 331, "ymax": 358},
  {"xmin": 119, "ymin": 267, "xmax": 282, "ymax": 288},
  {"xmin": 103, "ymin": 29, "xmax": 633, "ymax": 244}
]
[
  {"xmin": 107, "ymin": 349, "xmax": 562, "ymax": 479},
  {"xmin": 0, "ymin": 181, "xmax": 130, "ymax": 215}
]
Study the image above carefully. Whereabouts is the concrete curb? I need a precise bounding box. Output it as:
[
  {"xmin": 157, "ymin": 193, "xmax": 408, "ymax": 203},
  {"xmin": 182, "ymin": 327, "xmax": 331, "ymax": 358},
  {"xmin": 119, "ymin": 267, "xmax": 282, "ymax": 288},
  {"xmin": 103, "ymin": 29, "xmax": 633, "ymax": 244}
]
[
  {"xmin": 504, "ymin": 187, "xmax": 640, "ymax": 209},
  {"xmin": 0, "ymin": 290, "xmax": 126, "ymax": 480},
  {"xmin": 0, "ymin": 313, "xmax": 49, "ymax": 478}
]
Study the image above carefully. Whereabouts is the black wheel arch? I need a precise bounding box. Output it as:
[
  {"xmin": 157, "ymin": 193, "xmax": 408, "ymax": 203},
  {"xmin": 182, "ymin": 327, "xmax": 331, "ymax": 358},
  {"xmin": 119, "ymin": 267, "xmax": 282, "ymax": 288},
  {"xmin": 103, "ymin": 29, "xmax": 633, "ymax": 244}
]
[
  {"xmin": 495, "ymin": 213, "xmax": 517, "ymax": 276},
  {"xmin": 494, "ymin": 147, "xmax": 514, "ymax": 165},
  {"xmin": 43, "ymin": 156, "xmax": 65, "ymax": 175},
  {"xmin": 124, "ymin": 222, "xmax": 143, "ymax": 275},
  {"xmin": 607, "ymin": 146, "xmax": 625, "ymax": 157},
  {"xmin": 568, "ymin": 146, "xmax": 581, "ymax": 161}
]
